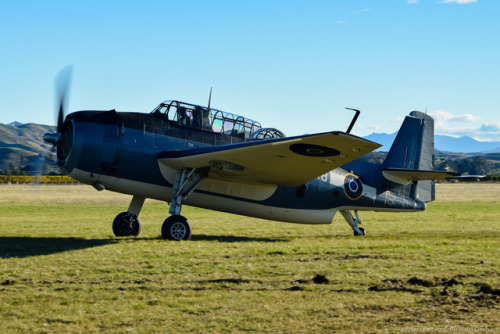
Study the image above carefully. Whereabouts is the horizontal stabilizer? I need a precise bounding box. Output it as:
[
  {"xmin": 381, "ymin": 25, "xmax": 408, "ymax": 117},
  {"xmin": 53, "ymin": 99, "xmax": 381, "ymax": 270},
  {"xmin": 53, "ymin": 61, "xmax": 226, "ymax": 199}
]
[{"xmin": 382, "ymin": 168, "xmax": 462, "ymax": 185}]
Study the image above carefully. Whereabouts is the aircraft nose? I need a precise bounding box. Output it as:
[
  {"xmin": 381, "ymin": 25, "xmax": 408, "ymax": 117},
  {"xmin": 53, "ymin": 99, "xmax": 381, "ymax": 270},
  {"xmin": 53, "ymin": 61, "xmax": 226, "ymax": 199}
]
[{"xmin": 43, "ymin": 117, "xmax": 75, "ymax": 168}]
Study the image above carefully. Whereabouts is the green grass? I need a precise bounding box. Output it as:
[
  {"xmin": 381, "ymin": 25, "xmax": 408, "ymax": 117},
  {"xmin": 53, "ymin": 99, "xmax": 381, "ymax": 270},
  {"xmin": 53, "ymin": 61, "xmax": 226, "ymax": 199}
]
[{"xmin": 0, "ymin": 185, "xmax": 499, "ymax": 333}]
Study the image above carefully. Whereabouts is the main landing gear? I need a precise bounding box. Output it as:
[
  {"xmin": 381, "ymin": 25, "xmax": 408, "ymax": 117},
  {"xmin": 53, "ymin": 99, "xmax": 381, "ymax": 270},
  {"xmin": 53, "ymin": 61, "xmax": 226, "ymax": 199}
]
[
  {"xmin": 161, "ymin": 215, "xmax": 192, "ymax": 240},
  {"xmin": 112, "ymin": 168, "xmax": 206, "ymax": 240},
  {"xmin": 112, "ymin": 212, "xmax": 141, "ymax": 237},
  {"xmin": 112, "ymin": 195, "xmax": 145, "ymax": 237},
  {"xmin": 340, "ymin": 210, "xmax": 366, "ymax": 236},
  {"xmin": 162, "ymin": 168, "xmax": 206, "ymax": 240}
]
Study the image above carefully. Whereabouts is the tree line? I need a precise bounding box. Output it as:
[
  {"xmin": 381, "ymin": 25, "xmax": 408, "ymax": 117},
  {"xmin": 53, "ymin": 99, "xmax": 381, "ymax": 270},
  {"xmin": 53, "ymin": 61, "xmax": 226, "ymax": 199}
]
[
  {"xmin": 0, "ymin": 175, "xmax": 78, "ymax": 184},
  {"xmin": 359, "ymin": 153, "xmax": 500, "ymax": 180}
]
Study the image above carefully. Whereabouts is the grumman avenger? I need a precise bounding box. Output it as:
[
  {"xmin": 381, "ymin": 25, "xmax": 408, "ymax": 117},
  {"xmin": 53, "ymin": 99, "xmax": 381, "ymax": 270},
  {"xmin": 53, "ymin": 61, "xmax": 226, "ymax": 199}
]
[{"xmin": 43, "ymin": 68, "xmax": 463, "ymax": 240}]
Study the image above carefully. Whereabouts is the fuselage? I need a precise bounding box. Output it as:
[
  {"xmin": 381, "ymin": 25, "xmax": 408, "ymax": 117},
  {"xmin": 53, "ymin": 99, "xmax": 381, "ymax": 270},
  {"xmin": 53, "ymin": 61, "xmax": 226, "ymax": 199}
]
[{"xmin": 59, "ymin": 108, "xmax": 426, "ymax": 225}]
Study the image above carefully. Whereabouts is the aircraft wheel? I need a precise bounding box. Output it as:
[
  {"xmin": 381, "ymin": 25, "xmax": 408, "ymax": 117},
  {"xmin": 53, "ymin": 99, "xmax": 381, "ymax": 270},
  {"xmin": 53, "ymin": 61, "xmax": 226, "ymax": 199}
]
[
  {"xmin": 353, "ymin": 227, "xmax": 366, "ymax": 237},
  {"xmin": 112, "ymin": 212, "xmax": 141, "ymax": 237},
  {"xmin": 162, "ymin": 215, "xmax": 192, "ymax": 241}
]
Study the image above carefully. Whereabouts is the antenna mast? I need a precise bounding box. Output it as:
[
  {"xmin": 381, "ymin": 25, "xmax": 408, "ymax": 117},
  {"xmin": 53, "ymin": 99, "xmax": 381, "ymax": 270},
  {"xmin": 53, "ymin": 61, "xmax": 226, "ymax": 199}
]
[
  {"xmin": 207, "ymin": 87, "xmax": 212, "ymax": 112},
  {"xmin": 345, "ymin": 107, "xmax": 361, "ymax": 134}
]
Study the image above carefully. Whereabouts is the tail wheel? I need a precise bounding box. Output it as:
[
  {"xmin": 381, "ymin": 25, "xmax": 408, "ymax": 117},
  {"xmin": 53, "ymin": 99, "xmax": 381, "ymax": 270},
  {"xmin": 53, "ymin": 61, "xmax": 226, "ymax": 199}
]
[
  {"xmin": 162, "ymin": 215, "xmax": 192, "ymax": 241},
  {"xmin": 353, "ymin": 227, "xmax": 366, "ymax": 236}
]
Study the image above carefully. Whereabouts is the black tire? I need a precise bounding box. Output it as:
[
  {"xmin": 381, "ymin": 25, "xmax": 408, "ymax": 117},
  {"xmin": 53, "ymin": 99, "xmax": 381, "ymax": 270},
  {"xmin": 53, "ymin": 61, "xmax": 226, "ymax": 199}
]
[
  {"xmin": 353, "ymin": 227, "xmax": 366, "ymax": 236},
  {"xmin": 161, "ymin": 215, "xmax": 192, "ymax": 241},
  {"xmin": 112, "ymin": 212, "xmax": 141, "ymax": 237}
]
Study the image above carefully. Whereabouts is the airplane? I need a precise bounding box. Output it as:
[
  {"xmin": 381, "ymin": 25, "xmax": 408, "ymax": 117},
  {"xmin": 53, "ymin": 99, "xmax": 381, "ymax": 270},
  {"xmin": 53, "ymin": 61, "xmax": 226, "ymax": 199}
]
[{"xmin": 43, "ymin": 68, "xmax": 462, "ymax": 240}]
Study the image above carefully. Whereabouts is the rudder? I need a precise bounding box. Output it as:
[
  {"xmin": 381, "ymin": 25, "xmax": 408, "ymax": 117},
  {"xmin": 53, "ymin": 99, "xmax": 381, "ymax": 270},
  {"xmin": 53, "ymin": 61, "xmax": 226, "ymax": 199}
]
[{"xmin": 382, "ymin": 111, "xmax": 435, "ymax": 202}]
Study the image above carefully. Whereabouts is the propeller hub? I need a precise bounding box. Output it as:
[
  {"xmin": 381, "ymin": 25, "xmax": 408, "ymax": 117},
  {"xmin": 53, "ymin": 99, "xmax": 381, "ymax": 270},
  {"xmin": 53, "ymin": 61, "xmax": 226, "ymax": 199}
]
[{"xmin": 43, "ymin": 132, "xmax": 61, "ymax": 145}]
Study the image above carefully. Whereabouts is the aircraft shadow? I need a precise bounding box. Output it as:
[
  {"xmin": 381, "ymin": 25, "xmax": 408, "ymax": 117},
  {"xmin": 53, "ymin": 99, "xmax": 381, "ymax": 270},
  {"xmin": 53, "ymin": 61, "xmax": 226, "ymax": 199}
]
[
  {"xmin": 191, "ymin": 234, "xmax": 288, "ymax": 243},
  {"xmin": 0, "ymin": 237, "xmax": 117, "ymax": 259}
]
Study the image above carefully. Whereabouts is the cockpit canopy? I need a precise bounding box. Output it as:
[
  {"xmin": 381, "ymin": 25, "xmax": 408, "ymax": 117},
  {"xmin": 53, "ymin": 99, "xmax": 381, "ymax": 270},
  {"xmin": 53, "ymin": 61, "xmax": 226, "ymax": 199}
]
[{"xmin": 152, "ymin": 100, "xmax": 286, "ymax": 140}]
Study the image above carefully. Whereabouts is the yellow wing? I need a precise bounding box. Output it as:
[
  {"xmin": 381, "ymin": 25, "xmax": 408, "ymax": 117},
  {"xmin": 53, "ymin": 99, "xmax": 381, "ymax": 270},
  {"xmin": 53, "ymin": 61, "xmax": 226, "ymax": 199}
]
[{"xmin": 158, "ymin": 131, "xmax": 381, "ymax": 187}]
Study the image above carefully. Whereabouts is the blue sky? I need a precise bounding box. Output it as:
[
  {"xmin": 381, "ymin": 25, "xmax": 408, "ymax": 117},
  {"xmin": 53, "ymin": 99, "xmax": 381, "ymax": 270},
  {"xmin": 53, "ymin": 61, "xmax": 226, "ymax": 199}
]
[{"xmin": 1, "ymin": 0, "xmax": 499, "ymax": 141}]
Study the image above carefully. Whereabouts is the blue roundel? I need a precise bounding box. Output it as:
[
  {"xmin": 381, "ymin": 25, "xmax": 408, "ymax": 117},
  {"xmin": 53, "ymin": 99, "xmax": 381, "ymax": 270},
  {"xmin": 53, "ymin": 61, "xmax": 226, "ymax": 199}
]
[
  {"xmin": 344, "ymin": 173, "xmax": 363, "ymax": 200},
  {"xmin": 289, "ymin": 143, "xmax": 340, "ymax": 157}
]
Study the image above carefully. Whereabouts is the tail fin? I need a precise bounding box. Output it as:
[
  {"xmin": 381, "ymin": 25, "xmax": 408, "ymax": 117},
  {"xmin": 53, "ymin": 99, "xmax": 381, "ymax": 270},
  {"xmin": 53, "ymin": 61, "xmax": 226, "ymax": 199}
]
[{"xmin": 382, "ymin": 111, "xmax": 435, "ymax": 202}]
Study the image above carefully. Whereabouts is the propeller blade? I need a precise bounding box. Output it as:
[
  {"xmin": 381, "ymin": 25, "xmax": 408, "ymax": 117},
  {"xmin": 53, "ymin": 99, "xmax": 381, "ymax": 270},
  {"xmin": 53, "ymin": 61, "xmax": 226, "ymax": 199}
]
[
  {"xmin": 55, "ymin": 66, "xmax": 72, "ymax": 132},
  {"xmin": 57, "ymin": 101, "xmax": 64, "ymax": 132}
]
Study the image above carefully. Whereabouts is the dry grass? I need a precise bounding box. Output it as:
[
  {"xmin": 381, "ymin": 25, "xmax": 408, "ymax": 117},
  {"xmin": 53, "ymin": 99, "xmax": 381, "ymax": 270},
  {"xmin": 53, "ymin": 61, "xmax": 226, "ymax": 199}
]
[
  {"xmin": 2, "ymin": 182, "xmax": 498, "ymax": 204},
  {"xmin": 0, "ymin": 183, "xmax": 499, "ymax": 333},
  {"xmin": 436, "ymin": 183, "xmax": 500, "ymax": 202},
  {"xmin": 0, "ymin": 184, "xmax": 133, "ymax": 204}
]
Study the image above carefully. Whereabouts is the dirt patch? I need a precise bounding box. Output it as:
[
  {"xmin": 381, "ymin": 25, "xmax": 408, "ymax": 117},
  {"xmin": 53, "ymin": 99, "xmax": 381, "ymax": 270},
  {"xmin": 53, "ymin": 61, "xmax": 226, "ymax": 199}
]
[
  {"xmin": 370, "ymin": 276, "xmax": 500, "ymax": 308},
  {"xmin": 204, "ymin": 278, "xmax": 253, "ymax": 284},
  {"xmin": 368, "ymin": 276, "xmax": 466, "ymax": 294},
  {"xmin": 368, "ymin": 284, "xmax": 423, "ymax": 294},
  {"xmin": 342, "ymin": 255, "xmax": 376, "ymax": 260},
  {"xmin": 477, "ymin": 284, "xmax": 500, "ymax": 296},
  {"xmin": 407, "ymin": 276, "xmax": 462, "ymax": 287},
  {"xmin": 1, "ymin": 279, "xmax": 15, "ymax": 286},
  {"xmin": 292, "ymin": 274, "xmax": 330, "ymax": 285},
  {"xmin": 407, "ymin": 277, "xmax": 434, "ymax": 287},
  {"xmin": 312, "ymin": 274, "xmax": 329, "ymax": 284},
  {"xmin": 297, "ymin": 254, "xmax": 388, "ymax": 262}
]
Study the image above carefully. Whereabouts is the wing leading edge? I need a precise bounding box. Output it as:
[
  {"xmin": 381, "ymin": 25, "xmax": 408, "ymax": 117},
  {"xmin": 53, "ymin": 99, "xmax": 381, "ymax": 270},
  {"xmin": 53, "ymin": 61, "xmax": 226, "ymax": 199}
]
[{"xmin": 158, "ymin": 131, "xmax": 381, "ymax": 186}]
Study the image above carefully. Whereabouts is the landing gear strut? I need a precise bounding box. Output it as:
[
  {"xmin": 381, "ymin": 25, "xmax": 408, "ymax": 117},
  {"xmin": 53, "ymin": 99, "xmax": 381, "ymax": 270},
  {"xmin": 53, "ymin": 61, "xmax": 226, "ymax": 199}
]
[
  {"xmin": 112, "ymin": 195, "xmax": 145, "ymax": 237},
  {"xmin": 340, "ymin": 210, "xmax": 366, "ymax": 236},
  {"xmin": 111, "ymin": 168, "xmax": 205, "ymax": 240},
  {"xmin": 161, "ymin": 168, "xmax": 207, "ymax": 240}
]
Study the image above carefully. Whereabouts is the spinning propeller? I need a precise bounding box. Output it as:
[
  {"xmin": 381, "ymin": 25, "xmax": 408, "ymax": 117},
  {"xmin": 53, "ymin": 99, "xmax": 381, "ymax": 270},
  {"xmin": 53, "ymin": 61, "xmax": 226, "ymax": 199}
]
[{"xmin": 43, "ymin": 66, "xmax": 73, "ymax": 163}]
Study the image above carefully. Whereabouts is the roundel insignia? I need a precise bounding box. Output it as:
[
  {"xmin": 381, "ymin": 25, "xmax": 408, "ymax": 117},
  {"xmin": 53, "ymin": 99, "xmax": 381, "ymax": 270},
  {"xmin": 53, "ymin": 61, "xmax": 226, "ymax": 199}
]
[
  {"xmin": 344, "ymin": 173, "xmax": 363, "ymax": 200},
  {"xmin": 289, "ymin": 143, "xmax": 340, "ymax": 157}
]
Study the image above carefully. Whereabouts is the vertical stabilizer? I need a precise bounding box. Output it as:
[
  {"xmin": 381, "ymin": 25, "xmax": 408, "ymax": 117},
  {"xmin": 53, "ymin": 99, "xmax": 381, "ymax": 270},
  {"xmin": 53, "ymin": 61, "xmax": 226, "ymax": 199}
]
[{"xmin": 382, "ymin": 111, "xmax": 435, "ymax": 202}]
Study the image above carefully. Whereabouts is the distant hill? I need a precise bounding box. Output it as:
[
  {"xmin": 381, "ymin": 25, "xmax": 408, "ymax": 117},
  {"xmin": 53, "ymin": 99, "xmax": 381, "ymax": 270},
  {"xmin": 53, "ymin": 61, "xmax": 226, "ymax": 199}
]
[
  {"xmin": 363, "ymin": 133, "xmax": 396, "ymax": 151},
  {"xmin": 435, "ymin": 135, "xmax": 500, "ymax": 154},
  {"xmin": 0, "ymin": 122, "xmax": 59, "ymax": 174},
  {"xmin": 364, "ymin": 132, "xmax": 500, "ymax": 154}
]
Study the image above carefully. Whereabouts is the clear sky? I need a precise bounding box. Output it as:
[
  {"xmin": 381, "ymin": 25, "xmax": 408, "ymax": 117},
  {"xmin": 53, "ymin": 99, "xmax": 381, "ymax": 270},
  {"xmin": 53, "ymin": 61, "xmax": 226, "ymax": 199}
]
[{"xmin": 1, "ymin": 0, "xmax": 499, "ymax": 141}]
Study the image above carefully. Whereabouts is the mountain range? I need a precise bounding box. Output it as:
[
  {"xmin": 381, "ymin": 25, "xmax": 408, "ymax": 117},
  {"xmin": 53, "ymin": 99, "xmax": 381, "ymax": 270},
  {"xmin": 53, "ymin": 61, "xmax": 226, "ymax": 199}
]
[
  {"xmin": 364, "ymin": 132, "xmax": 500, "ymax": 154},
  {"xmin": 0, "ymin": 122, "xmax": 59, "ymax": 174},
  {"xmin": 0, "ymin": 122, "xmax": 499, "ymax": 174}
]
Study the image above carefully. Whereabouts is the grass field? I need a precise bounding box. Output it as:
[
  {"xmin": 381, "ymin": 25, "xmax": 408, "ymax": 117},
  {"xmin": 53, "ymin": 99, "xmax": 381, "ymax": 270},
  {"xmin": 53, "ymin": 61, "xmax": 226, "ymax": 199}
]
[{"xmin": 0, "ymin": 184, "xmax": 499, "ymax": 333}]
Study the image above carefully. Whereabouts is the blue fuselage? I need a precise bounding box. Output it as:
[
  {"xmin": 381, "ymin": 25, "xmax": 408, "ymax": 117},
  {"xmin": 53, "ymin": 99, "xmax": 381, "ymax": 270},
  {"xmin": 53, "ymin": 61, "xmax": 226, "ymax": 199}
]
[{"xmin": 60, "ymin": 110, "xmax": 425, "ymax": 224}]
